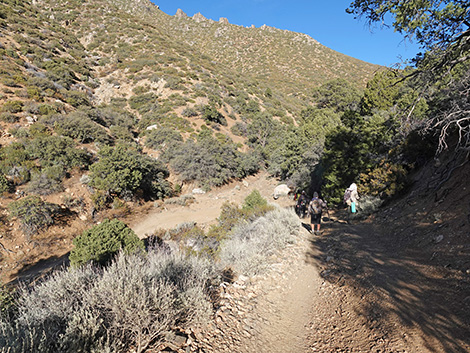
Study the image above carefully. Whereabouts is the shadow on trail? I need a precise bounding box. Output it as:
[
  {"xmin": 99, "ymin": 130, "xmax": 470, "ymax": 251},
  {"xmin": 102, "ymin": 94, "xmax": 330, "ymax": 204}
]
[
  {"xmin": 301, "ymin": 222, "xmax": 312, "ymax": 233},
  {"xmin": 306, "ymin": 219, "xmax": 470, "ymax": 353},
  {"xmin": 12, "ymin": 253, "xmax": 70, "ymax": 286}
]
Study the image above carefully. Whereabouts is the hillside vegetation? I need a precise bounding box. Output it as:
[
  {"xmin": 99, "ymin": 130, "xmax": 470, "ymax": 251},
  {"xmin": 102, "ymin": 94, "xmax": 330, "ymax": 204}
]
[
  {"xmin": 0, "ymin": 0, "xmax": 382, "ymax": 252},
  {"xmin": 0, "ymin": 0, "xmax": 469, "ymax": 351}
]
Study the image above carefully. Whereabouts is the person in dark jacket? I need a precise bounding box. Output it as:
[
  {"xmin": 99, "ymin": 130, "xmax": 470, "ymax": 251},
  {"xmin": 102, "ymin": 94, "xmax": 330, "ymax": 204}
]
[{"xmin": 308, "ymin": 191, "xmax": 327, "ymax": 234}]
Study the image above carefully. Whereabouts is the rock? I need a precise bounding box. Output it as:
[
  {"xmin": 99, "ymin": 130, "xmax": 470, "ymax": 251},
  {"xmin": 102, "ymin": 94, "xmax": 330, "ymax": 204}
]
[
  {"xmin": 26, "ymin": 116, "xmax": 36, "ymax": 124},
  {"xmin": 272, "ymin": 184, "xmax": 293, "ymax": 199},
  {"xmin": 242, "ymin": 180, "xmax": 249, "ymax": 188},
  {"xmin": 192, "ymin": 12, "xmax": 207, "ymax": 23},
  {"xmin": 175, "ymin": 8, "xmax": 187, "ymax": 19}
]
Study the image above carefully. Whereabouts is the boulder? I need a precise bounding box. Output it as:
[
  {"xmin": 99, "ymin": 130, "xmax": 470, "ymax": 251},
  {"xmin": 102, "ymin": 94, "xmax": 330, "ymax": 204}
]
[{"xmin": 273, "ymin": 184, "xmax": 292, "ymax": 199}]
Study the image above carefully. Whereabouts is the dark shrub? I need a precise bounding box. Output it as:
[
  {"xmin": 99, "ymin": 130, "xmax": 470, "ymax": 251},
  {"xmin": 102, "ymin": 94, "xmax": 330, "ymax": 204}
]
[
  {"xmin": 89, "ymin": 144, "xmax": 171, "ymax": 199},
  {"xmin": 27, "ymin": 165, "xmax": 65, "ymax": 195},
  {"xmin": 0, "ymin": 174, "xmax": 9, "ymax": 194},
  {"xmin": 25, "ymin": 135, "xmax": 91, "ymax": 169},
  {"xmin": 52, "ymin": 112, "xmax": 112, "ymax": 144},
  {"xmin": 69, "ymin": 219, "xmax": 144, "ymax": 267},
  {"xmin": 129, "ymin": 92, "xmax": 158, "ymax": 115},
  {"xmin": 8, "ymin": 196, "xmax": 59, "ymax": 237},
  {"xmin": 1, "ymin": 100, "xmax": 23, "ymax": 113},
  {"xmin": 144, "ymin": 126, "xmax": 183, "ymax": 150}
]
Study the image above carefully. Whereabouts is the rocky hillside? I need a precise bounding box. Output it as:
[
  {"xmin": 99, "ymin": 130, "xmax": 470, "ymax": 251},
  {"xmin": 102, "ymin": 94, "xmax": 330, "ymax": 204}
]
[
  {"xmin": 0, "ymin": 0, "xmax": 380, "ymax": 283},
  {"xmin": 35, "ymin": 0, "xmax": 379, "ymax": 108}
]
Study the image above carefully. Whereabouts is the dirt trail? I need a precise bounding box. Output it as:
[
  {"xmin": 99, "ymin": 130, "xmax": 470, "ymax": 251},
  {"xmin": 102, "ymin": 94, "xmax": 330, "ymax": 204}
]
[
  {"xmin": 129, "ymin": 172, "xmax": 469, "ymax": 353},
  {"xmin": 130, "ymin": 172, "xmax": 290, "ymax": 238}
]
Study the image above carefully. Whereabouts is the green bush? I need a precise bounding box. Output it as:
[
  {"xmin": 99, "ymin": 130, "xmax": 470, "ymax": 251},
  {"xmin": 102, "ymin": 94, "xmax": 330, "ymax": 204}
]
[
  {"xmin": 69, "ymin": 219, "xmax": 144, "ymax": 267},
  {"xmin": 52, "ymin": 112, "xmax": 111, "ymax": 144},
  {"xmin": 65, "ymin": 90, "xmax": 90, "ymax": 107},
  {"xmin": 89, "ymin": 144, "xmax": 171, "ymax": 199},
  {"xmin": 163, "ymin": 134, "xmax": 256, "ymax": 189},
  {"xmin": 129, "ymin": 92, "xmax": 158, "ymax": 115},
  {"xmin": 202, "ymin": 104, "xmax": 227, "ymax": 126},
  {"xmin": 8, "ymin": 196, "xmax": 59, "ymax": 237},
  {"xmin": 38, "ymin": 103, "xmax": 58, "ymax": 116},
  {"xmin": 1, "ymin": 100, "xmax": 23, "ymax": 113},
  {"xmin": 25, "ymin": 135, "xmax": 91, "ymax": 169},
  {"xmin": 144, "ymin": 126, "xmax": 183, "ymax": 150},
  {"xmin": 109, "ymin": 125, "xmax": 134, "ymax": 142},
  {"xmin": 242, "ymin": 189, "xmax": 268, "ymax": 212},
  {"xmin": 359, "ymin": 160, "xmax": 408, "ymax": 199},
  {"xmin": 0, "ymin": 112, "xmax": 18, "ymax": 123},
  {"xmin": 0, "ymin": 174, "xmax": 9, "ymax": 194},
  {"xmin": 0, "ymin": 142, "xmax": 34, "ymax": 185},
  {"xmin": 0, "ymin": 282, "xmax": 14, "ymax": 318},
  {"xmin": 182, "ymin": 107, "xmax": 198, "ymax": 117}
]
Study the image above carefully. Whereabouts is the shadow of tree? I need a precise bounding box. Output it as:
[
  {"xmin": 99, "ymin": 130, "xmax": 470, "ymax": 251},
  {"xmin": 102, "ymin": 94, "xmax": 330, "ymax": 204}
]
[
  {"xmin": 12, "ymin": 254, "xmax": 70, "ymax": 286},
  {"xmin": 306, "ymin": 221, "xmax": 470, "ymax": 352}
]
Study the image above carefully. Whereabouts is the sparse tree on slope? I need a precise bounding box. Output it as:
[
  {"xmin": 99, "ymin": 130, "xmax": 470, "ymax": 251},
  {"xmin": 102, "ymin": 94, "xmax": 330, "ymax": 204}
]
[{"xmin": 347, "ymin": 0, "xmax": 470, "ymax": 151}]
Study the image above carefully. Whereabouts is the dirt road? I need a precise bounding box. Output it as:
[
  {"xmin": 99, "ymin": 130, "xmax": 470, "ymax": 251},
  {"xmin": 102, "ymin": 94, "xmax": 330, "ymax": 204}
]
[{"xmin": 129, "ymin": 173, "xmax": 470, "ymax": 352}]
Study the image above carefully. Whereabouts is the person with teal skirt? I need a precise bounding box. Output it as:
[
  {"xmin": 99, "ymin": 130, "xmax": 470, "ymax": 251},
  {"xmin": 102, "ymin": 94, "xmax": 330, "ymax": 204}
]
[{"xmin": 344, "ymin": 183, "xmax": 359, "ymax": 219}]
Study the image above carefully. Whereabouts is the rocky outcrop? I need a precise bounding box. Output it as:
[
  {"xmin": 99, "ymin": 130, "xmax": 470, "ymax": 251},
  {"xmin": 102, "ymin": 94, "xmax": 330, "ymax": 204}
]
[
  {"xmin": 175, "ymin": 8, "xmax": 187, "ymax": 19},
  {"xmin": 192, "ymin": 12, "xmax": 207, "ymax": 23}
]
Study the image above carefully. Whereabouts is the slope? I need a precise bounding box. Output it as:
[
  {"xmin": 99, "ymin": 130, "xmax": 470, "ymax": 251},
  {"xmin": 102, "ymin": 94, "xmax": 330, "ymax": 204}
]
[{"xmin": 131, "ymin": 158, "xmax": 469, "ymax": 353}]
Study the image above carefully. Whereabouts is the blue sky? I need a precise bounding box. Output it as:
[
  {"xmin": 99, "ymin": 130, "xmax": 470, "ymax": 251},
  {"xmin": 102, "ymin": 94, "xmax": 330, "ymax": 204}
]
[{"xmin": 151, "ymin": 0, "xmax": 422, "ymax": 67}]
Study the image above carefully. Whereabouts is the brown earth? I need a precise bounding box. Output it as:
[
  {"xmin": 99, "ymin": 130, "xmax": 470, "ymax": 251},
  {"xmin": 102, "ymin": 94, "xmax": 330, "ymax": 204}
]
[
  {"xmin": 2, "ymin": 158, "xmax": 469, "ymax": 352},
  {"xmin": 129, "ymin": 158, "xmax": 469, "ymax": 352}
]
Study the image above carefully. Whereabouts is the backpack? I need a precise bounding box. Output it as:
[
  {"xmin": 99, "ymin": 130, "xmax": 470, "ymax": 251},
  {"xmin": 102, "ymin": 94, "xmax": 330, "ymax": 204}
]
[
  {"xmin": 343, "ymin": 189, "xmax": 351, "ymax": 204},
  {"xmin": 309, "ymin": 198, "xmax": 322, "ymax": 214}
]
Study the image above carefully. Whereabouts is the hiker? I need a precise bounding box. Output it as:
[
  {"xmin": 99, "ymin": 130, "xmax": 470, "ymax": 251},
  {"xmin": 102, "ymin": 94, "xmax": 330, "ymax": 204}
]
[
  {"xmin": 344, "ymin": 183, "xmax": 359, "ymax": 215},
  {"xmin": 295, "ymin": 190, "xmax": 309, "ymax": 218},
  {"xmin": 308, "ymin": 191, "xmax": 327, "ymax": 234}
]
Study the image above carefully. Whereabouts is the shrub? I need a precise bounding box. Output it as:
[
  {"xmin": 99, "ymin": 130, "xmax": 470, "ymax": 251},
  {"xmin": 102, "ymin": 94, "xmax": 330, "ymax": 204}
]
[
  {"xmin": 0, "ymin": 250, "xmax": 214, "ymax": 353},
  {"xmin": 242, "ymin": 189, "xmax": 268, "ymax": 212},
  {"xmin": 0, "ymin": 282, "xmax": 14, "ymax": 318},
  {"xmin": 0, "ymin": 112, "xmax": 18, "ymax": 123},
  {"xmin": 230, "ymin": 121, "xmax": 247, "ymax": 136},
  {"xmin": 219, "ymin": 206, "xmax": 300, "ymax": 275},
  {"xmin": 98, "ymin": 106, "xmax": 136, "ymax": 129},
  {"xmin": 129, "ymin": 92, "xmax": 158, "ymax": 115},
  {"xmin": 359, "ymin": 160, "xmax": 408, "ymax": 199},
  {"xmin": 52, "ymin": 112, "xmax": 111, "ymax": 144},
  {"xmin": 1, "ymin": 100, "xmax": 23, "ymax": 113},
  {"xmin": 182, "ymin": 107, "xmax": 198, "ymax": 117},
  {"xmin": 202, "ymin": 104, "xmax": 227, "ymax": 126},
  {"xmin": 69, "ymin": 219, "xmax": 144, "ymax": 267},
  {"xmin": 26, "ymin": 165, "xmax": 65, "ymax": 195},
  {"xmin": 0, "ymin": 142, "xmax": 34, "ymax": 185},
  {"xmin": 0, "ymin": 174, "xmax": 9, "ymax": 194},
  {"xmin": 25, "ymin": 135, "xmax": 91, "ymax": 169},
  {"xmin": 38, "ymin": 103, "xmax": 58, "ymax": 116},
  {"xmin": 90, "ymin": 144, "xmax": 171, "ymax": 199},
  {"xmin": 207, "ymin": 201, "xmax": 244, "ymax": 242},
  {"xmin": 163, "ymin": 135, "xmax": 254, "ymax": 189},
  {"xmin": 144, "ymin": 126, "xmax": 183, "ymax": 150},
  {"xmin": 65, "ymin": 90, "xmax": 90, "ymax": 107},
  {"xmin": 8, "ymin": 196, "xmax": 59, "ymax": 237},
  {"xmin": 109, "ymin": 125, "xmax": 134, "ymax": 142}
]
